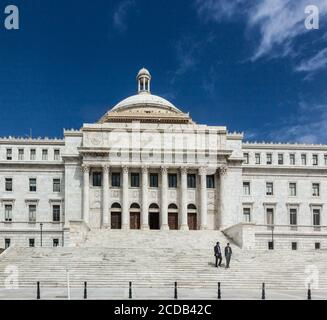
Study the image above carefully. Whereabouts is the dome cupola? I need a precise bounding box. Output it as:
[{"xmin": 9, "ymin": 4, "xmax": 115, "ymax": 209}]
[{"xmin": 137, "ymin": 68, "xmax": 151, "ymax": 94}]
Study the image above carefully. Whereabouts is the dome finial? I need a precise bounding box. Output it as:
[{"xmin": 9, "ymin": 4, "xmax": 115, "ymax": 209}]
[{"xmin": 137, "ymin": 68, "xmax": 151, "ymax": 94}]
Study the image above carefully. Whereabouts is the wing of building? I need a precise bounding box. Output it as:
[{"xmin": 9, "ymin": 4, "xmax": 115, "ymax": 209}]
[{"xmin": 0, "ymin": 68, "xmax": 326, "ymax": 250}]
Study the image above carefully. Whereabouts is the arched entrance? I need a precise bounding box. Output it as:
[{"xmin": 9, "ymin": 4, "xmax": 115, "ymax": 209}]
[
  {"xmin": 187, "ymin": 204, "xmax": 197, "ymax": 230},
  {"xmin": 149, "ymin": 203, "xmax": 160, "ymax": 230},
  {"xmin": 130, "ymin": 203, "xmax": 141, "ymax": 230},
  {"xmin": 111, "ymin": 203, "xmax": 122, "ymax": 229},
  {"xmin": 168, "ymin": 204, "xmax": 179, "ymax": 230}
]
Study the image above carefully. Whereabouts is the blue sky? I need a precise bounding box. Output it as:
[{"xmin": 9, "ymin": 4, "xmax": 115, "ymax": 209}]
[{"xmin": 0, "ymin": 0, "xmax": 327, "ymax": 143}]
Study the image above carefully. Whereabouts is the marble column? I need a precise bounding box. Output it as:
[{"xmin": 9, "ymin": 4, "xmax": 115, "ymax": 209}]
[
  {"xmin": 160, "ymin": 166, "xmax": 169, "ymax": 230},
  {"xmin": 141, "ymin": 166, "xmax": 149, "ymax": 230},
  {"xmin": 199, "ymin": 167, "xmax": 208, "ymax": 230},
  {"xmin": 219, "ymin": 165, "xmax": 228, "ymax": 229},
  {"xmin": 122, "ymin": 166, "xmax": 129, "ymax": 230},
  {"xmin": 180, "ymin": 167, "xmax": 189, "ymax": 230},
  {"xmin": 102, "ymin": 165, "xmax": 110, "ymax": 229},
  {"xmin": 82, "ymin": 165, "xmax": 90, "ymax": 225}
]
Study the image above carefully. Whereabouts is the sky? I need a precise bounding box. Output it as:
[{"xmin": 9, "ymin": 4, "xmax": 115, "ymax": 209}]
[{"xmin": 0, "ymin": 0, "xmax": 327, "ymax": 144}]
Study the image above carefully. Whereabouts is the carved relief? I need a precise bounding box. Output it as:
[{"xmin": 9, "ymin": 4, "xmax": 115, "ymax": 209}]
[{"xmin": 219, "ymin": 165, "xmax": 228, "ymax": 176}]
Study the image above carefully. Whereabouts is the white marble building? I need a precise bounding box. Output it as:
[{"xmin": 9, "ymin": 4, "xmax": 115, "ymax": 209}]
[{"xmin": 0, "ymin": 68, "xmax": 326, "ymax": 250}]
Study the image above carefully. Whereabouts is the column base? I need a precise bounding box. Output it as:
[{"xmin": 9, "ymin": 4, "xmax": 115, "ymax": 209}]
[
  {"xmin": 161, "ymin": 224, "xmax": 169, "ymax": 231},
  {"xmin": 122, "ymin": 224, "xmax": 129, "ymax": 230},
  {"xmin": 200, "ymin": 225, "xmax": 208, "ymax": 230},
  {"xmin": 141, "ymin": 225, "xmax": 150, "ymax": 230},
  {"xmin": 102, "ymin": 224, "xmax": 111, "ymax": 230},
  {"xmin": 180, "ymin": 225, "xmax": 189, "ymax": 231}
]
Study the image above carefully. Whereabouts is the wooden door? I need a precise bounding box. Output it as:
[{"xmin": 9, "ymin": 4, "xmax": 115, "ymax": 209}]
[
  {"xmin": 149, "ymin": 212, "xmax": 160, "ymax": 230},
  {"xmin": 168, "ymin": 213, "xmax": 178, "ymax": 230},
  {"xmin": 130, "ymin": 212, "xmax": 141, "ymax": 230},
  {"xmin": 111, "ymin": 212, "xmax": 121, "ymax": 229},
  {"xmin": 188, "ymin": 213, "xmax": 197, "ymax": 230}
]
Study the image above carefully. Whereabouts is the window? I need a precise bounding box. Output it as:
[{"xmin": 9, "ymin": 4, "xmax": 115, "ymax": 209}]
[
  {"xmin": 54, "ymin": 149, "xmax": 60, "ymax": 160},
  {"xmin": 290, "ymin": 154, "xmax": 295, "ymax": 165},
  {"xmin": 313, "ymin": 154, "xmax": 318, "ymax": 166},
  {"xmin": 292, "ymin": 242, "xmax": 297, "ymax": 250},
  {"xmin": 42, "ymin": 149, "xmax": 48, "ymax": 160},
  {"xmin": 268, "ymin": 242, "xmax": 274, "ymax": 250},
  {"xmin": 53, "ymin": 179, "xmax": 61, "ymax": 192},
  {"xmin": 29, "ymin": 178, "xmax": 37, "ymax": 192},
  {"xmin": 53, "ymin": 239, "xmax": 59, "ymax": 247},
  {"xmin": 266, "ymin": 208, "xmax": 274, "ymax": 225},
  {"xmin": 290, "ymin": 208, "xmax": 297, "ymax": 226},
  {"xmin": 266, "ymin": 182, "xmax": 274, "ymax": 196},
  {"xmin": 244, "ymin": 153, "xmax": 249, "ymax": 164},
  {"xmin": 30, "ymin": 149, "xmax": 36, "ymax": 160},
  {"xmin": 206, "ymin": 175, "xmax": 215, "ymax": 189},
  {"xmin": 131, "ymin": 173, "xmax": 140, "ymax": 188},
  {"xmin": 29, "ymin": 239, "xmax": 35, "ymax": 247},
  {"xmin": 289, "ymin": 183, "xmax": 297, "ymax": 197},
  {"xmin": 187, "ymin": 174, "xmax": 196, "ymax": 189},
  {"xmin": 168, "ymin": 174, "xmax": 177, "ymax": 188},
  {"xmin": 278, "ymin": 154, "xmax": 284, "ymax": 165},
  {"xmin": 53, "ymin": 205, "xmax": 60, "ymax": 222},
  {"xmin": 6, "ymin": 149, "xmax": 12, "ymax": 161},
  {"xmin": 111, "ymin": 173, "xmax": 121, "ymax": 187},
  {"xmin": 29, "ymin": 205, "xmax": 36, "ymax": 223},
  {"xmin": 255, "ymin": 153, "xmax": 261, "ymax": 165},
  {"xmin": 18, "ymin": 149, "xmax": 24, "ymax": 160},
  {"xmin": 315, "ymin": 243, "xmax": 321, "ymax": 250},
  {"xmin": 243, "ymin": 182, "xmax": 251, "ymax": 195},
  {"xmin": 5, "ymin": 205, "xmax": 12, "ymax": 222},
  {"xmin": 5, "ymin": 178, "xmax": 13, "ymax": 192},
  {"xmin": 312, "ymin": 183, "xmax": 320, "ymax": 197},
  {"xmin": 150, "ymin": 173, "xmax": 159, "ymax": 188},
  {"xmin": 313, "ymin": 209, "xmax": 320, "ymax": 227},
  {"xmin": 243, "ymin": 208, "xmax": 251, "ymax": 222},
  {"xmin": 92, "ymin": 172, "xmax": 102, "ymax": 187},
  {"xmin": 301, "ymin": 154, "xmax": 307, "ymax": 165},
  {"xmin": 325, "ymin": 154, "xmax": 327, "ymax": 166},
  {"xmin": 266, "ymin": 153, "xmax": 272, "ymax": 165},
  {"xmin": 5, "ymin": 239, "xmax": 11, "ymax": 249}
]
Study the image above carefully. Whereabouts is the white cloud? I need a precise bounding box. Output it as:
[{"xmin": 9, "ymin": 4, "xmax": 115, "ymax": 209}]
[
  {"xmin": 113, "ymin": 0, "xmax": 135, "ymax": 33},
  {"xmin": 296, "ymin": 48, "xmax": 327, "ymax": 72}
]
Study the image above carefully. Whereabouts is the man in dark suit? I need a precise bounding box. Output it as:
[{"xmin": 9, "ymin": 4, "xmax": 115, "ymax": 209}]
[
  {"xmin": 225, "ymin": 243, "xmax": 232, "ymax": 269},
  {"xmin": 214, "ymin": 242, "xmax": 222, "ymax": 268}
]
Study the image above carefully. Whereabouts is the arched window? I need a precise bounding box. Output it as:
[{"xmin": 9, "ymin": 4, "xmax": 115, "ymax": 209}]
[
  {"xmin": 130, "ymin": 203, "xmax": 140, "ymax": 209},
  {"xmin": 168, "ymin": 204, "xmax": 178, "ymax": 210},
  {"xmin": 188, "ymin": 204, "xmax": 197, "ymax": 210},
  {"xmin": 149, "ymin": 203, "xmax": 159, "ymax": 210},
  {"xmin": 111, "ymin": 203, "xmax": 121, "ymax": 209}
]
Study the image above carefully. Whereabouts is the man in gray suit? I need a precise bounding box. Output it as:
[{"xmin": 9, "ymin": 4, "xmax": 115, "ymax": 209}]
[
  {"xmin": 214, "ymin": 242, "xmax": 222, "ymax": 268},
  {"xmin": 224, "ymin": 243, "xmax": 232, "ymax": 269}
]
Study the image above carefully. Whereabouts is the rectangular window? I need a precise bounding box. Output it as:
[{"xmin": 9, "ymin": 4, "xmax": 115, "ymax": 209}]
[
  {"xmin": 266, "ymin": 182, "xmax": 274, "ymax": 196},
  {"xmin": 29, "ymin": 178, "xmax": 37, "ymax": 192},
  {"xmin": 266, "ymin": 208, "xmax": 274, "ymax": 225},
  {"xmin": 6, "ymin": 149, "xmax": 12, "ymax": 161},
  {"xmin": 53, "ymin": 205, "xmax": 61, "ymax": 222},
  {"xmin": 206, "ymin": 175, "xmax": 215, "ymax": 189},
  {"xmin": 53, "ymin": 239, "xmax": 59, "ymax": 247},
  {"xmin": 244, "ymin": 153, "xmax": 249, "ymax": 164},
  {"xmin": 92, "ymin": 172, "xmax": 102, "ymax": 187},
  {"xmin": 268, "ymin": 241, "xmax": 274, "ymax": 250},
  {"xmin": 315, "ymin": 242, "xmax": 321, "ymax": 250},
  {"xmin": 168, "ymin": 174, "xmax": 177, "ymax": 188},
  {"xmin": 150, "ymin": 173, "xmax": 159, "ymax": 188},
  {"xmin": 292, "ymin": 242, "xmax": 297, "ymax": 251},
  {"xmin": 313, "ymin": 209, "xmax": 320, "ymax": 226},
  {"xmin": 243, "ymin": 182, "xmax": 251, "ymax": 196},
  {"xmin": 313, "ymin": 154, "xmax": 318, "ymax": 166},
  {"xmin": 5, "ymin": 205, "xmax": 12, "ymax": 222},
  {"xmin": 18, "ymin": 149, "xmax": 24, "ymax": 160},
  {"xmin": 42, "ymin": 149, "xmax": 48, "ymax": 160},
  {"xmin": 255, "ymin": 153, "xmax": 261, "ymax": 165},
  {"xmin": 278, "ymin": 154, "xmax": 284, "ymax": 165},
  {"xmin": 54, "ymin": 149, "xmax": 60, "ymax": 161},
  {"xmin": 5, "ymin": 178, "xmax": 13, "ymax": 192},
  {"xmin": 290, "ymin": 154, "xmax": 296, "ymax": 165},
  {"xmin": 131, "ymin": 173, "xmax": 140, "ymax": 188},
  {"xmin": 53, "ymin": 179, "xmax": 61, "ymax": 192},
  {"xmin": 325, "ymin": 154, "xmax": 327, "ymax": 166},
  {"xmin": 29, "ymin": 205, "xmax": 36, "ymax": 223},
  {"xmin": 266, "ymin": 153, "xmax": 272, "ymax": 165},
  {"xmin": 301, "ymin": 154, "xmax": 307, "ymax": 165},
  {"xmin": 29, "ymin": 239, "xmax": 35, "ymax": 247},
  {"xmin": 312, "ymin": 183, "xmax": 320, "ymax": 197},
  {"xmin": 290, "ymin": 208, "xmax": 297, "ymax": 226},
  {"xmin": 187, "ymin": 174, "xmax": 196, "ymax": 189},
  {"xmin": 30, "ymin": 149, "xmax": 36, "ymax": 160},
  {"xmin": 5, "ymin": 239, "xmax": 11, "ymax": 249},
  {"xmin": 243, "ymin": 208, "xmax": 251, "ymax": 222},
  {"xmin": 111, "ymin": 173, "xmax": 121, "ymax": 187},
  {"xmin": 289, "ymin": 183, "xmax": 297, "ymax": 197}
]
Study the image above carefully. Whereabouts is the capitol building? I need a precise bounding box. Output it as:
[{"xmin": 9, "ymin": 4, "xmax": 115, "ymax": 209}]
[{"xmin": 0, "ymin": 68, "xmax": 326, "ymax": 251}]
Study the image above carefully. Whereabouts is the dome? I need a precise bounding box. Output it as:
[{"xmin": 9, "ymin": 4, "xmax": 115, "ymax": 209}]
[{"xmin": 137, "ymin": 68, "xmax": 151, "ymax": 79}]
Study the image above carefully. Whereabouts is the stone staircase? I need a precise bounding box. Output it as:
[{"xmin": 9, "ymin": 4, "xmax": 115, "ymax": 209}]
[{"xmin": 0, "ymin": 230, "xmax": 326, "ymax": 292}]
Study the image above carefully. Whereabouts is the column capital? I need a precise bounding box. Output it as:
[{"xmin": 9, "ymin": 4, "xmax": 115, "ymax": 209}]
[
  {"xmin": 198, "ymin": 167, "xmax": 207, "ymax": 176},
  {"xmin": 180, "ymin": 167, "xmax": 188, "ymax": 175},
  {"xmin": 102, "ymin": 164, "xmax": 110, "ymax": 173},
  {"xmin": 219, "ymin": 165, "xmax": 228, "ymax": 176},
  {"xmin": 122, "ymin": 165, "xmax": 129, "ymax": 174},
  {"xmin": 82, "ymin": 165, "xmax": 90, "ymax": 173},
  {"xmin": 160, "ymin": 166, "xmax": 168, "ymax": 175},
  {"xmin": 142, "ymin": 166, "xmax": 149, "ymax": 174}
]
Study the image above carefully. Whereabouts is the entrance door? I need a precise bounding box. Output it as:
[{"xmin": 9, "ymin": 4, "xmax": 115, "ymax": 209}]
[
  {"xmin": 149, "ymin": 212, "xmax": 160, "ymax": 230},
  {"xmin": 188, "ymin": 213, "xmax": 197, "ymax": 230},
  {"xmin": 130, "ymin": 212, "xmax": 141, "ymax": 230},
  {"xmin": 111, "ymin": 212, "xmax": 122, "ymax": 229},
  {"xmin": 168, "ymin": 213, "xmax": 178, "ymax": 230}
]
